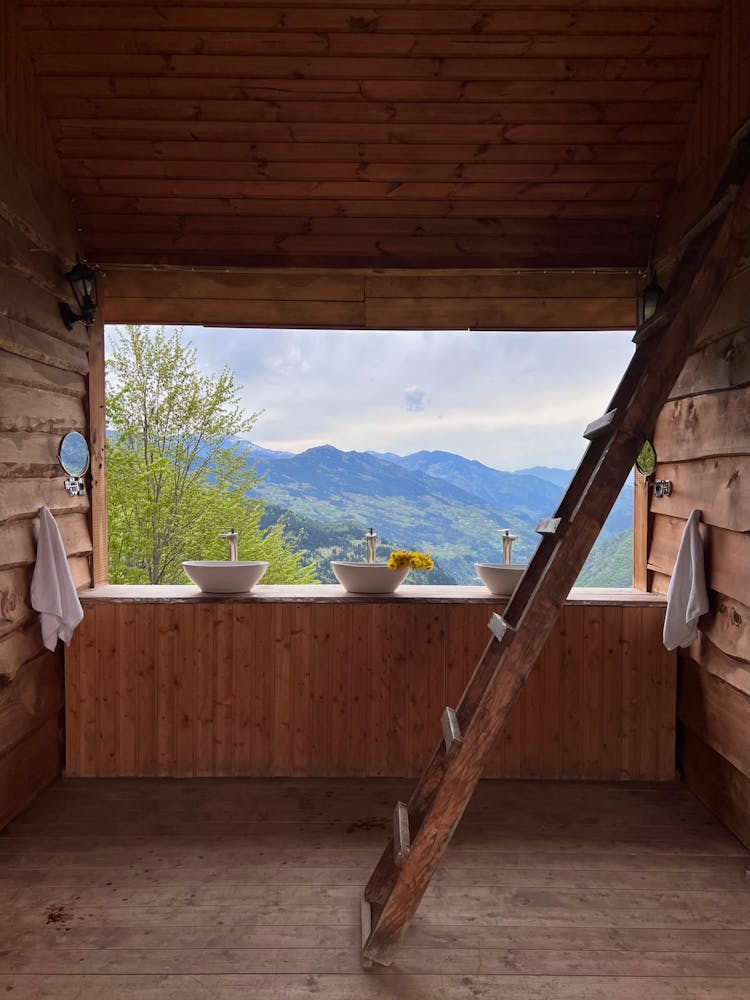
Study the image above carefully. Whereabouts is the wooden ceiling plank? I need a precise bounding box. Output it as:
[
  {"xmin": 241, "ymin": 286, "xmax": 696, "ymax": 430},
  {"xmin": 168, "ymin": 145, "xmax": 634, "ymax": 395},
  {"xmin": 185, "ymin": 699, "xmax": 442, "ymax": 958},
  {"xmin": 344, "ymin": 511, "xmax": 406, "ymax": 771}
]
[
  {"xmin": 20, "ymin": 0, "xmax": 723, "ymax": 14},
  {"xmin": 41, "ymin": 97, "xmax": 695, "ymax": 125},
  {"xmin": 62, "ymin": 159, "xmax": 677, "ymax": 182},
  {"xmin": 83, "ymin": 230, "xmax": 649, "ymax": 255},
  {"xmin": 64, "ymin": 176, "xmax": 670, "ymax": 202},
  {"xmin": 78, "ymin": 213, "xmax": 652, "ymax": 241},
  {"xmin": 88, "ymin": 241, "xmax": 648, "ymax": 270},
  {"xmin": 72, "ymin": 195, "xmax": 663, "ymax": 218},
  {"xmin": 53, "ymin": 139, "xmax": 684, "ymax": 163},
  {"xmin": 35, "ymin": 76, "xmax": 703, "ymax": 104},
  {"xmin": 87, "ymin": 253, "xmax": 650, "ymax": 270},
  {"xmin": 27, "ymin": 30, "xmax": 713, "ymax": 60},
  {"xmin": 50, "ymin": 119, "xmax": 690, "ymax": 144},
  {"xmin": 20, "ymin": 7, "xmax": 718, "ymax": 34},
  {"xmin": 31, "ymin": 53, "xmax": 706, "ymax": 82}
]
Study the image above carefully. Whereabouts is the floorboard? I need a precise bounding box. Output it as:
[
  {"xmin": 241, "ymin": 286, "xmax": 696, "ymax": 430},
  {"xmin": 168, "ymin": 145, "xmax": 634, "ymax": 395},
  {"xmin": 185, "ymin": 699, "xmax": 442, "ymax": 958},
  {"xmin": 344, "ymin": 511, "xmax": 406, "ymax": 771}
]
[{"xmin": 1, "ymin": 779, "xmax": 748, "ymax": 999}]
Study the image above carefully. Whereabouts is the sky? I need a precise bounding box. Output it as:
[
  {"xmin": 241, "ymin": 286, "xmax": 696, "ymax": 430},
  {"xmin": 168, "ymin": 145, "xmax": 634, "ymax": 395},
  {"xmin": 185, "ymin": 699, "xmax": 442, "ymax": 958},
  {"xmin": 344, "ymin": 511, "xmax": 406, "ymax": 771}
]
[{"xmin": 105, "ymin": 325, "xmax": 634, "ymax": 472}]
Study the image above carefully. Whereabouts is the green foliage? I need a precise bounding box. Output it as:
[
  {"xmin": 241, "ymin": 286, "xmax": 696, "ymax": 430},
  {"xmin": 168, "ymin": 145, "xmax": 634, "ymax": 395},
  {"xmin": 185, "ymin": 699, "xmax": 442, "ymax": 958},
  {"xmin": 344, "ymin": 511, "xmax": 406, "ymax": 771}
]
[
  {"xmin": 258, "ymin": 504, "xmax": 457, "ymax": 584},
  {"xmin": 576, "ymin": 529, "xmax": 634, "ymax": 588},
  {"xmin": 106, "ymin": 325, "xmax": 317, "ymax": 585}
]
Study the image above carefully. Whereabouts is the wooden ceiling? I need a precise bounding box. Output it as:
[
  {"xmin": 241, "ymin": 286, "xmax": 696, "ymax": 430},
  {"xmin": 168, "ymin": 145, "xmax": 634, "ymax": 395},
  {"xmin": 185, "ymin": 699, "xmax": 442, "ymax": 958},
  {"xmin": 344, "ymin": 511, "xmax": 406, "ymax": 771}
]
[{"xmin": 18, "ymin": 0, "xmax": 722, "ymax": 269}]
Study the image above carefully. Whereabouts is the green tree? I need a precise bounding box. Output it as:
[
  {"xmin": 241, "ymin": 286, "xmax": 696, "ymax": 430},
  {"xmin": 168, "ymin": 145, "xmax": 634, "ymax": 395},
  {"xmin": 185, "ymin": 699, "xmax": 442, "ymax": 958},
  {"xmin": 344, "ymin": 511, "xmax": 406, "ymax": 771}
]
[{"xmin": 106, "ymin": 325, "xmax": 317, "ymax": 585}]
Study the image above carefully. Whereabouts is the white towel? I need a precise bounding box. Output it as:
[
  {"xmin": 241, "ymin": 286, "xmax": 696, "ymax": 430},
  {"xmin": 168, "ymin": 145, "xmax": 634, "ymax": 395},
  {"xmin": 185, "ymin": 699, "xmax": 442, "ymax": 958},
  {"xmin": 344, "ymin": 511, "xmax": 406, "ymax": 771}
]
[
  {"xmin": 663, "ymin": 509, "xmax": 709, "ymax": 651},
  {"xmin": 30, "ymin": 506, "xmax": 84, "ymax": 651}
]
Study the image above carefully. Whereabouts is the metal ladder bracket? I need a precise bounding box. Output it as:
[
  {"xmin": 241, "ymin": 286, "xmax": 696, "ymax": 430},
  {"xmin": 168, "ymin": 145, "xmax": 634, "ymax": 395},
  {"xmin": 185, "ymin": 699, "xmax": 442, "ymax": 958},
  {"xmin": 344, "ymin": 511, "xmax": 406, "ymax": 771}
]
[
  {"xmin": 441, "ymin": 706, "xmax": 463, "ymax": 751},
  {"xmin": 488, "ymin": 613, "xmax": 513, "ymax": 642},
  {"xmin": 393, "ymin": 802, "xmax": 411, "ymax": 867},
  {"xmin": 583, "ymin": 408, "xmax": 618, "ymax": 440},
  {"xmin": 535, "ymin": 517, "xmax": 562, "ymax": 535},
  {"xmin": 360, "ymin": 899, "xmax": 373, "ymax": 969}
]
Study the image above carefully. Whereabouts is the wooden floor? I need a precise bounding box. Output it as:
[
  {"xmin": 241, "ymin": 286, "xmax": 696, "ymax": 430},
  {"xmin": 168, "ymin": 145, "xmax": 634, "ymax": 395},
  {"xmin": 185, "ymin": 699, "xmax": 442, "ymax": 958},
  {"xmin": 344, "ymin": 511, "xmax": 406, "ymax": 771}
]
[{"xmin": 1, "ymin": 779, "xmax": 748, "ymax": 999}]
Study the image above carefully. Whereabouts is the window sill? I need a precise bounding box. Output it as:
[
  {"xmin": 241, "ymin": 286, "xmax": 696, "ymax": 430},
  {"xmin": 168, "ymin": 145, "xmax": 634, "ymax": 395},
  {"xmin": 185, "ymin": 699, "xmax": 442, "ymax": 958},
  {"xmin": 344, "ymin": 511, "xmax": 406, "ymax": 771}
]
[{"xmin": 77, "ymin": 584, "xmax": 666, "ymax": 607}]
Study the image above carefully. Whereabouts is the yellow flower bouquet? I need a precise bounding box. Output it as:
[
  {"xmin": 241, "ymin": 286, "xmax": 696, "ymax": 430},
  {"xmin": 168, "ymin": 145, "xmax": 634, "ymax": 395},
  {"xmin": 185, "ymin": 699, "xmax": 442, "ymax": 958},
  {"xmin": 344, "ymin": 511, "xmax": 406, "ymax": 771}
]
[{"xmin": 387, "ymin": 550, "xmax": 434, "ymax": 572}]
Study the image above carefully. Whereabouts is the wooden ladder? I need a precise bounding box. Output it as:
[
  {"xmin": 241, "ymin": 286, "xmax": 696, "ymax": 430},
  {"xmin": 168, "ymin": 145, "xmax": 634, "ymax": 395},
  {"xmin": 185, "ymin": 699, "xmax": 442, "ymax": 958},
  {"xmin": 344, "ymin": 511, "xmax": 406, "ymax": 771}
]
[{"xmin": 361, "ymin": 143, "xmax": 749, "ymax": 967}]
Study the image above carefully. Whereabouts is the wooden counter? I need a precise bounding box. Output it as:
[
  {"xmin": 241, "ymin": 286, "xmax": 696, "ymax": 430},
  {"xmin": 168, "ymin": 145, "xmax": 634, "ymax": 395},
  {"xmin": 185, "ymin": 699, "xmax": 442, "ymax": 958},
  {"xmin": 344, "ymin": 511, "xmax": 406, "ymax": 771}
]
[
  {"xmin": 66, "ymin": 588, "xmax": 675, "ymax": 782},
  {"xmin": 76, "ymin": 584, "xmax": 668, "ymax": 605}
]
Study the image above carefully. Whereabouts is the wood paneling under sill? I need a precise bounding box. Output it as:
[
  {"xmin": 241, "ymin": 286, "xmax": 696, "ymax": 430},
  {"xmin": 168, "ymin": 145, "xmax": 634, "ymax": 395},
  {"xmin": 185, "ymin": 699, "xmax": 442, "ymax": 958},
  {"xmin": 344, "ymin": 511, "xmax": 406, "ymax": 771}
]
[{"xmin": 65, "ymin": 600, "xmax": 676, "ymax": 781}]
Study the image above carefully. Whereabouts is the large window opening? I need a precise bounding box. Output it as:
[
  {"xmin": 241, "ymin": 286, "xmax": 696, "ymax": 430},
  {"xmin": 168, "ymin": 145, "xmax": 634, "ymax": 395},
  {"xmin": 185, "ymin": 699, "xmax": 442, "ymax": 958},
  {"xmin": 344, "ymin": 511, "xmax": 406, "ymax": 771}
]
[{"xmin": 103, "ymin": 324, "xmax": 635, "ymax": 588}]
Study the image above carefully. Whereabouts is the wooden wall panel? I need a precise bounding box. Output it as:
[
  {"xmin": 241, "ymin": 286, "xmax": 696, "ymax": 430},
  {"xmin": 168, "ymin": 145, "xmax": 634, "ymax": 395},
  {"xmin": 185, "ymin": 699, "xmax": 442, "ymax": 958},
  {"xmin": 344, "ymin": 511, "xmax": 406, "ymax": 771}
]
[
  {"xmin": 65, "ymin": 598, "xmax": 676, "ymax": 781},
  {"xmin": 648, "ymin": 4, "xmax": 750, "ymax": 845},
  {"xmin": 0, "ymin": 126, "xmax": 90, "ymax": 826}
]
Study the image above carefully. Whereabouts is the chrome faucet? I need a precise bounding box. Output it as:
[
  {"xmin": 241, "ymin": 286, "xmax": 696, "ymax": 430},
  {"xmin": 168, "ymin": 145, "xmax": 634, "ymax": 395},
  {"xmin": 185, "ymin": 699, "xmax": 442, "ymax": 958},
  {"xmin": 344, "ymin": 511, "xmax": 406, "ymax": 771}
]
[
  {"xmin": 365, "ymin": 528, "xmax": 378, "ymax": 564},
  {"xmin": 499, "ymin": 528, "xmax": 519, "ymax": 565},
  {"xmin": 219, "ymin": 528, "xmax": 239, "ymax": 561}
]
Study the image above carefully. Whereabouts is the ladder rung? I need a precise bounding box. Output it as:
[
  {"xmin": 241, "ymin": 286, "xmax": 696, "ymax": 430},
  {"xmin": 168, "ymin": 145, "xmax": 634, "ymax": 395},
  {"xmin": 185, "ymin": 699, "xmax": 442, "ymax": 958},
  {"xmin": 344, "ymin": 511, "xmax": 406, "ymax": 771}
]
[
  {"xmin": 441, "ymin": 706, "xmax": 463, "ymax": 751},
  {"xmin": 536, "ymin": 517, "xmax": 562, "ymax": 535},
  {"xmin": 393, "ymin": 802, "xmax": 411, "ymax": 867},
  {"xmin": 488, "ymin": 613, "xmax": 511, "ymax": 642},
  {"xmin": 583, "ymin": 408, "xmax": 618, "ymax": 441}
]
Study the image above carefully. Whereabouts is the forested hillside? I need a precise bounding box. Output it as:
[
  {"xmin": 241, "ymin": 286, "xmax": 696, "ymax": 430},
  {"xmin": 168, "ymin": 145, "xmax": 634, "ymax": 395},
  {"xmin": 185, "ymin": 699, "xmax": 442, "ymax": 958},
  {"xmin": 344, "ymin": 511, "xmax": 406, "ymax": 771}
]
[{"xmin": 250, "ymin": 444, "xmax": 633, "ymax": 586}]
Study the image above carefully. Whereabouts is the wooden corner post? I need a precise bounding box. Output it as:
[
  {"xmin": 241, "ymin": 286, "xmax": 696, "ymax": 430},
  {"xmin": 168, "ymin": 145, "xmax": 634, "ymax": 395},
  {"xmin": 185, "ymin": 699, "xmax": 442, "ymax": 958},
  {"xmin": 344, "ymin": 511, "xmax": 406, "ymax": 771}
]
[{"xmin": 87, "ymin": 315, "xmax": 107, "ymax": 586}]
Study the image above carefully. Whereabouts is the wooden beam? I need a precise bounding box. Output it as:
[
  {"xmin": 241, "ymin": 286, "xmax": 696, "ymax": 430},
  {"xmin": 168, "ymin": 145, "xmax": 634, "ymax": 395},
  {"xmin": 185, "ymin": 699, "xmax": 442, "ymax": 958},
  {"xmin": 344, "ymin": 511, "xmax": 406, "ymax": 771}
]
[
  {"xmin": 632, "ymin": 469, "xmax": 650, "ymax": 591},
  {"xmin": 102, "ymin": 266, "xmax": 638, "ymax": 330},
  {"xmin": 86, "ymin": 317, "xmax": 107, "ymax": 587}
]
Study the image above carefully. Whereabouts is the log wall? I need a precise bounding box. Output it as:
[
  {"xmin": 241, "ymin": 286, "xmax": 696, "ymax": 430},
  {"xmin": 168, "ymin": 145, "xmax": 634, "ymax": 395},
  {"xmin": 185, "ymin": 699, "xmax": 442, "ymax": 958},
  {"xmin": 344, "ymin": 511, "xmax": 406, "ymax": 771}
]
[
  {"xmin": 648, "ymin": 0, "xmax": 750, "ymax": 846},
  {"xmin": 0, "ymin": 89, "xmax": 92, "ymax": 823},
  {"xmin": 65, "ymin": 595, "xmax": 676, "ymax": 781}
]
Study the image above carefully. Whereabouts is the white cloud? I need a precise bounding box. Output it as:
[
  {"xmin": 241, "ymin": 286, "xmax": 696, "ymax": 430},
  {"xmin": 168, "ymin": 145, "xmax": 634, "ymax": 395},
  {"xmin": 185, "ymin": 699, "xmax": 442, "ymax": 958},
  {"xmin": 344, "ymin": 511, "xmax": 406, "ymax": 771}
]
[
  {"xmin": 108, "ymin": 325, "xmax": 634, "ymax": 471},
  {"xmin": 268, "ymin": 345, "xmax": 310, "ymax": 376},
  {"xmin": 404, "ymin": 384, "xmax": 428, "ymax": 412}
]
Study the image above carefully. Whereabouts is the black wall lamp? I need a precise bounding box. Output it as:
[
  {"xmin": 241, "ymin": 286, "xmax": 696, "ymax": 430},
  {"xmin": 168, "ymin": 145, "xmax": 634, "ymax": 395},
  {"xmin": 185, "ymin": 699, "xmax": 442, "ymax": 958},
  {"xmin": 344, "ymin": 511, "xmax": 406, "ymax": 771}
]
[
  {"xmin": 60, "ymin": 255, "xmax": 99, "ymax": 330},
  {"xmin": 637, "ymin": 223, "xmax": 664, "ymax": 327},
  {"xmin": 637, "ymin": 274, "xmax": 664, "ymax": 327}
]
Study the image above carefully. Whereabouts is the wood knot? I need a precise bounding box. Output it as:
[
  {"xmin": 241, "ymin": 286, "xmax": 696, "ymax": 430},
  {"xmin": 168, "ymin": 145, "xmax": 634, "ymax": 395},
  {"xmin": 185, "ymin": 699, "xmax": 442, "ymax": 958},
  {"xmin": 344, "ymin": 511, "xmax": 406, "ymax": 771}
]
[
  {"xmin": 0, "ymin": 591, "xmax": 18, "ymax": 623},
  {"xmin": 684, "ymin": 399, "xmax": 698, "ymax": 430}
]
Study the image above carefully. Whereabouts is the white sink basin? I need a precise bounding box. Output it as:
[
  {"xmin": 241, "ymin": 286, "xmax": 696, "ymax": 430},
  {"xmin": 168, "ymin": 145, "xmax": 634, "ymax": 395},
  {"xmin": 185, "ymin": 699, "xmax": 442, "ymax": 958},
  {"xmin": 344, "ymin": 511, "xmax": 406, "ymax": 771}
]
[
  {"xmin": 475, "ymin": 563, "xmax": 527, "ymax": 598},
  {"xmin": 182, "ymin": 560, "xmax": 268, "ymax": 594},
  {"xmin": 331, "ymin": 561, "xmax": 410, "ymax": 594}
]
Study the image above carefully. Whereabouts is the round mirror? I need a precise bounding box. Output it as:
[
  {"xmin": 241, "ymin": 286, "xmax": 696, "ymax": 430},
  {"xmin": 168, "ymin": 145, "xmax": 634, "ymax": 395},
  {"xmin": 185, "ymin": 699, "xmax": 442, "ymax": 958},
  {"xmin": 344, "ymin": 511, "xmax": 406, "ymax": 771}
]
[
  {"xmin": 59, "ymin": 431, "xmax": 90, "ymax": 477},
  {"xmin": 636, "ymin": 440, "xmax": 656, "ymax": 478}
]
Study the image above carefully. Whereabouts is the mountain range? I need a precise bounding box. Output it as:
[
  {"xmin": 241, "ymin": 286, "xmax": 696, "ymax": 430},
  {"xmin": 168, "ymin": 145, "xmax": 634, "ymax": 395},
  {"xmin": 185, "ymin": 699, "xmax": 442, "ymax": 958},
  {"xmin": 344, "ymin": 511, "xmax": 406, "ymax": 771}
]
[{"xmin": 242, "ymin": 442, "xmax": 633, "ymax": 586}]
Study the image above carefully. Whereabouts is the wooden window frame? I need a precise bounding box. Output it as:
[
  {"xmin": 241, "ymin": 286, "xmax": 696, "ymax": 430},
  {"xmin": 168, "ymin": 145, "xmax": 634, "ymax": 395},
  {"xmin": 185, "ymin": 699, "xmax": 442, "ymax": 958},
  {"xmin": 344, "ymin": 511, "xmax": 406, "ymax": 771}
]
[
  {"xmin": 87, "ymin": 316, "xmax": 108, "ymax": 586},
  {"xmin": 91, "ymin": 272, "xmax": 647, "ymax": 589}
]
